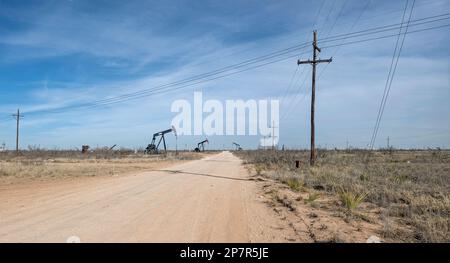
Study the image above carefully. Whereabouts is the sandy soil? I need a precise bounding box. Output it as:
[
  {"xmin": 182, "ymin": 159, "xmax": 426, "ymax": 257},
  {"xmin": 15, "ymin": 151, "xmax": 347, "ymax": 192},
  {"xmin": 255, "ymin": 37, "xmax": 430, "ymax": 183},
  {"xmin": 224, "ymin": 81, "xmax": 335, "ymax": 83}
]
[
  {"xmin": 0, "ymin": 151, "xmax": 296, "ymax": 243},
  {"xmin": 254, "ymin": 179, "xmax": 384, "ymax": 243}
]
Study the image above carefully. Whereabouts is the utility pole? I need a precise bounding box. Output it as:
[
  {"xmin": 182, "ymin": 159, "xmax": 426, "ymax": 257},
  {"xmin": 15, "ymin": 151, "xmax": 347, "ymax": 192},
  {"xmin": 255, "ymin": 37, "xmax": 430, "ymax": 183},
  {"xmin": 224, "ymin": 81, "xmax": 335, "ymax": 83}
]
[
  {"xmin": 298, "ymin": 31, "xmax": 332, "ymax": 166},
  {"xmin": 387, "ymin": 136, "xmax": 390, "ymax": 149},
  {"xmin": 270, "ymin": 120, "xmax": 278, "ymax": 150},
  {"xmin": 262, "ymin": 135, "xmax": 267, "ymax": 150},
  {"xmin": 12, "ymin": 109, "xmax": 24, "ymax": 153},
  {"xmin": 272, "ymin": 120, "xmax": 275, "ymax": 150}
]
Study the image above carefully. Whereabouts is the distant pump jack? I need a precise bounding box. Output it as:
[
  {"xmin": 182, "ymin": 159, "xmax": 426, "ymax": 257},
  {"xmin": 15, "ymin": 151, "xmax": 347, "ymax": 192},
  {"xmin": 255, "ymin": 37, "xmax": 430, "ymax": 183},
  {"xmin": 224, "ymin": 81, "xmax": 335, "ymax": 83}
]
[
  {"xmin": 171, "ymin": 92, "xmax": 279, "ymax": 147},
  {"xmin": 233, "ymin": 142, "xmax": 242, "ymax": 151},
  {"xmin": 145, "ymin": 128, "xmax": 176, "ymax": 154},
  {"xmin": 195, "ymin": 139, "xmax": 209, "ymax": 152}
]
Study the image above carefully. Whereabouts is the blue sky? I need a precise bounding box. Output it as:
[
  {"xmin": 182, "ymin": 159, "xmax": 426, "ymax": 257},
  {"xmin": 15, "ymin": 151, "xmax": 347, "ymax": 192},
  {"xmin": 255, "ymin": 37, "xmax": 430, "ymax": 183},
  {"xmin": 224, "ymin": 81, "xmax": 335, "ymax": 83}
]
[{"xmin": 0, "ymin": 0, "xmax": 449, "ymax": 150}]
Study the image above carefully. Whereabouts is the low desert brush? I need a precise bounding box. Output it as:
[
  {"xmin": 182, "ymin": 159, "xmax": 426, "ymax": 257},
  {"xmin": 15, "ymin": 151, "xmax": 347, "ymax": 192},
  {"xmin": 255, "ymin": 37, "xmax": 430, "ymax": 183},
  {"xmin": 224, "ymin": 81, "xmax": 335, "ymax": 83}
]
[
  {"xmin": 285, "ymin": 177, "xmax": 303, "ymax": 192},
  {"xmin": 339, "ymin": 188, "xmax": 367, "ymax": 210},
  {"xmin": 254, "ymin": 164, "xmax": 264, "ymax": 176}
]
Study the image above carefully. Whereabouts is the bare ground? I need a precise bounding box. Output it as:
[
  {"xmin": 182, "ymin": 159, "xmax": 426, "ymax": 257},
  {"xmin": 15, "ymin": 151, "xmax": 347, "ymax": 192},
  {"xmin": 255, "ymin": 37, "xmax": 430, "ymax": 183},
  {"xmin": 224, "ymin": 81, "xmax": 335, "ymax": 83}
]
[
  {"xmin": 253, "ymin": 177, "xmax": 388, "ymax": 242},
  {"xmin": 0, "ymin": 151, "xmax": 302, "ymax": 242},
  {"xmin": 0, "ymin": 151, "xmax": 402, "ymax": 243}
]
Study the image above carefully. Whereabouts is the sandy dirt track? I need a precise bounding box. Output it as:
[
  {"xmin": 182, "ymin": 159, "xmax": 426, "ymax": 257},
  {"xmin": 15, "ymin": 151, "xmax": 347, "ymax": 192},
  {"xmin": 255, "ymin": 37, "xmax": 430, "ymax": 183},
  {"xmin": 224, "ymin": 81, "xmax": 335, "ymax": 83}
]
[{"xmin": 0, "ymin": 151, "xmax": 290, "ymax": 243}]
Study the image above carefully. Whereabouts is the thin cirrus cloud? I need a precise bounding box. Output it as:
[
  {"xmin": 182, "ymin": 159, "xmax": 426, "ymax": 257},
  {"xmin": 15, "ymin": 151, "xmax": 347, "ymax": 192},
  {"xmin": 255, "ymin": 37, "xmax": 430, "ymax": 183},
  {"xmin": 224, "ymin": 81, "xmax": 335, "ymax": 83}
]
[{"xmin": 0, "ymin": 0, "xmax": 449, "ymax": 149}]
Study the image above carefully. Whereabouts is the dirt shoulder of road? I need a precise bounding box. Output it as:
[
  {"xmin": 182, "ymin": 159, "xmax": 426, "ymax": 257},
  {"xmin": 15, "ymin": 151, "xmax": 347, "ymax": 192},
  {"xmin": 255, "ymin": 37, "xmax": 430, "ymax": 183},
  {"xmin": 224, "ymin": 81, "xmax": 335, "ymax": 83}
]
[
  {"xmin": 257, "ymin": 178, "xmax": 388, "ymax": 243},
  {"xmin": 245, "ymin": 166, "xmax": 394, "ymax": 243}
]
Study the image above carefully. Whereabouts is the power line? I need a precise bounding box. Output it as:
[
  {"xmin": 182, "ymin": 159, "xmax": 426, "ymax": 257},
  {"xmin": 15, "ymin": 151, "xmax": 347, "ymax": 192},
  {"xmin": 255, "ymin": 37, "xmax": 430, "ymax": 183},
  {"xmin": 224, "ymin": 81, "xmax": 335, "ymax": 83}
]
[
  {"xmin": 318, "ymin": 0, "xmax": 372, "ymax": 79},
  {"xmin": 320, "ymin": 23, "xmax": 450, "ymax": 50},
  {"xmin": 27, "ymin": 50, "xmax": 312, "ymax": 115},
  {"xmin": 281, "ymin": 0, "xmax": 446, "ymax": 48},
  {"xmin": 318, "ymin": 14, "xmax": 450, "ymax": 45},
  {"xmin": 0, "ymin": 116, "xmax": 12, "ymax": 122},
  {"xmin": 370, "ymin": 0, "xmax": 411, "ymax": 149},
  {"xmin": 282, "ymin": 0, "xmax": 376, "ymax": 121},
  {"xmin": 20, "ymin": 13, "xmax": 450, "ymax": 117},
  {"xmin": 27, "ymin": 22, "xmax": 450, "ymax": 117},
  {"xmin": 372, "ymin": 0, "xmax": 411, "ymax": 149},
  {"xmin": 319, "ymin": 12, "xmax": 450, "ymax": 42},
  {"xmin": 282, "ymin": 0, "xmax": 370, "ymax": 121},
  {"xmin": 370, "ymin": 0, "xmax": 417, "ymax": 149},
  {"xmin": 281, "ymin": 68, "xmax": 311, "ymax": 121},
  {"xmin": 319, "ymin": 0, "xmax": 338, "ymax": 34},
  {"xmin": 23, "ymin": 44, "xmax": 311, "ymax": 115},
  {"xmin": 319, "ymin": 0, "xmax": 450, "ymax": 79},
  {"xmin": 313, "ymin": 0, "xmax": 327, "ymax": 29},
  {"xmin": 281, "ymin": 22, "xmax": 450, "ymax": 122},
  {"xmin": 346, "ymin": 0, "xmax": 443, "ymax": 25},
  {"xmin": 200, "ymin": 0, "xmax": 445, "ymax": 73},
  {"xmin": 36, "ymin": 22, "xmax": 450, "ymax": 116},
  {"xmin": 284, "ymin": 0, "xmax": 351, "ymax": 123},
  {"xmin": 279, "ymin": 66, "xmax": 300, "ymax": 105},
  {"xmin": 282, "ymin": 9, "xmax": 447, "ymax": 120},
  {"xmin": 324, "ymin": 0, "xmax": 350, "ymax": 38},
  {"xmin": 280, "ymin": 0, "xmax": 327, "ymax": 117},
  {"xmin": 281, "ymin": 67, "xmax": 309, "ymax": 120}
]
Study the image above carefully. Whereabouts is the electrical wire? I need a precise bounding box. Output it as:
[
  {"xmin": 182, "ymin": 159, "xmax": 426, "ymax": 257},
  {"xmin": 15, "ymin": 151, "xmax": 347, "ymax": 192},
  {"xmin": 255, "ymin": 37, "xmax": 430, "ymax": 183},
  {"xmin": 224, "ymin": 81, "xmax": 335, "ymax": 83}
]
[
  {"xmin": 17, "ymin": 12, "xmax": 450, "ymax": 117},
  {"xmin": 370, "ymin": 0, "xmax": 411, "ymax": 149},
  {"xmin": 370, "ymin": 0, "xmax": 417, "ymax": 149}
]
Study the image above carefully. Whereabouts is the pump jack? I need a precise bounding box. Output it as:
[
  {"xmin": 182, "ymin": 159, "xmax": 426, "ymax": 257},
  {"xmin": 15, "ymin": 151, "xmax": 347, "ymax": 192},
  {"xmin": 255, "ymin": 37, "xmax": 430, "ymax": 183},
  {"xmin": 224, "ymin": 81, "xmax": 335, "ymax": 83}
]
[
  {"xmin": 194, "ymin": 139, "xmax": 209, "ymax": 152},
  {"xmin": 233, "ymin": 142, "xmax": 242, "ymax": 151},
  {"xmin": 145, "ymin": 128, "xmax": 174, "ymax": 154}
]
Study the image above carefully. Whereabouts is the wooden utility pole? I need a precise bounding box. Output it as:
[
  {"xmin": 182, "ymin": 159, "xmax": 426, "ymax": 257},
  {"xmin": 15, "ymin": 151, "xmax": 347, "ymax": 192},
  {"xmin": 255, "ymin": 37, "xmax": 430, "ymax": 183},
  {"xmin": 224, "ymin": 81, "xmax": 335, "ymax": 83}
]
[
  {"xmin": 12, "ymin": 109, "xmax": 23, "ymax": 153},
  {"xmin": 298, "ymin": 31, "xmax": 332, "ymax": 166}
]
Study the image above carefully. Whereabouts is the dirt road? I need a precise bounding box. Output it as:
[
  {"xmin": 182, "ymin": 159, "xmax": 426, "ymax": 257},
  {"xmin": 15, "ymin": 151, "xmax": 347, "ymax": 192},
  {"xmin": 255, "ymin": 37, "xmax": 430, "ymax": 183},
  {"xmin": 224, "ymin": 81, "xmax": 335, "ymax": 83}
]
[{"xmin": 0, "ymin": 151, "xmax": 292, "ymax": 243}]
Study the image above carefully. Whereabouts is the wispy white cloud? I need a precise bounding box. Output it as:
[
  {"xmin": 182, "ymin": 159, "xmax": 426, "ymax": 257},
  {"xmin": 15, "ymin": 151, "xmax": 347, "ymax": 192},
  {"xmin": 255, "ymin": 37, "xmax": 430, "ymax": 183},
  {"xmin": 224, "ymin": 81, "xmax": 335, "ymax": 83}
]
[{"xmin": 0, "ymin": 0, "xmax": 449, "ymax": 149}]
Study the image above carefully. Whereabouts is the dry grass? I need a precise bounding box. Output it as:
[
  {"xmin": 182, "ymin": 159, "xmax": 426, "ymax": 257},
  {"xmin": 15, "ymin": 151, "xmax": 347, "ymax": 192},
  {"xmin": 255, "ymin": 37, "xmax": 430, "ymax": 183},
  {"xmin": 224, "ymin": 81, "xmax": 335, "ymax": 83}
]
[
  {"xmin": 338, "ymin": 188, "xmax": 367, "ymax": 211},
  {"xmin": 0, "ymin": 149, "xmax": 204, "ymax": 184},
  {"xmin": 235, "ymin": 149, "xmax": 450, "ymax": 243},
  {"xmin": 283, "ymin": 177, "xmax": 304, "ymax": 192}
]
